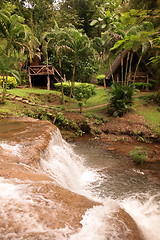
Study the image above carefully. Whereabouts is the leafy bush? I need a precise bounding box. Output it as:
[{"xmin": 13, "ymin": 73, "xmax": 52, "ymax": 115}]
[
  {"xmin": 55, "ymin": 82, "xmax": 96, "ymax": 99},
  {"xmin": 55, "ymin": 82, "xmax": 71, "ymax": 96},
  {"xmin": 140, "ymin": 92, "xmax": 160, "ymax": 106},
  {"xmin": 134, "ymin": 82, "xmax": 152, "ymax": 90},
  {"xmin": 107, "ymin": 83, "xmax": 134, "ymax": 117},
  {"xmin": 0, "ymin": 76, "xmax": 18, "ymax": 89},
  {"xmin": 129, "ymin": 147, "xmax": 148, "ymax": 164},
  {"xmin": 74, "ymin": 83, "xmax": 96, "ymax": 102},
  {"xmin": 152, "ymin": 92, "xmax": 160, "ymax": 106},
  {"xmin": 96, "ymin": 74, "xmax": 105, "ymax": 86}
]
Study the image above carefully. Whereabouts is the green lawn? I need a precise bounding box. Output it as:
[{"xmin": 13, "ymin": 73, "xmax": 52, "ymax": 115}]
[
  {"xmin": 136, "ymin": 104, "xmax": 160, "ymax": 133},
  {"xmin": 85, "ymin": 87, "xmax": 108, "ymax": 107},
  {"xmin": 65, "ymin": 87, "xmax": 108, "ymax": 109},
  {"xmin": 134, "ymin": 94, "xmax": 160, "ymax": 134},
  {"xmin": 8, "ymin": 88, "xmax": 60, "ymax": 97},
  {"xmin": 1, "ymin": 87, "xmax": 160, "ymax": 135}
]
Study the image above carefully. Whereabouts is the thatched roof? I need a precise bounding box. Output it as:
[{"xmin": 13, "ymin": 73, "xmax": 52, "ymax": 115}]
[
  {"xmin": 105, "ymin": 50, "xmax": 128, "ymax": 79},
  {"xmin": 105, "ymin": 50, "xmax": 152, "ymax": 79}
]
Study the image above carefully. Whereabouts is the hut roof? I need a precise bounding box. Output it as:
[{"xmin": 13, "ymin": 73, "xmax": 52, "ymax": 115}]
[{"xmin": 105, "ymin": 50, "xmax": 152, "ymax": 79}]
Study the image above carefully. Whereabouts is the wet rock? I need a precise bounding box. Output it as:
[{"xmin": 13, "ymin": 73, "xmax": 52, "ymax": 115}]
[
  {"xmin": 0, "ymin": 117, "xmax": 147, "ymax": 239},
  {"xmin": 113, "ymin": 208, "xmax": 145, "ymax": 240}
]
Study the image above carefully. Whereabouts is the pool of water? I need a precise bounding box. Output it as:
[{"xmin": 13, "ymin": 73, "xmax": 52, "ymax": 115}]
[{"xmin": 73, "ymin": 138, "xmax": 160, "ymax": 199}]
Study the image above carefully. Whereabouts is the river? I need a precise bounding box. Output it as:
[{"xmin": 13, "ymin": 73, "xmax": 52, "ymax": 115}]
[
  {"xmin": 72, "ymin": 138, "xmax": 160, "ymax": 240},
  {"xmin": 0, "ymin": 119, "xmax": 160, "ymax": 240}
]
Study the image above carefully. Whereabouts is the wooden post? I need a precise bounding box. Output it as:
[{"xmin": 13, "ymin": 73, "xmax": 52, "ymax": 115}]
[
  {"xmin": 28, "ymin": 68, "xmax": 32, "ymax": 88},
  {"xmin": 146, "ymin": 74, "xmax": 149, "ymax": 91},
  {"xmin": 47, "ymin": 75, "xmax": 50, "ymax": 90},
  {"xmin": 121, "ymin": 55, "xmax": 124, "ymax": 85}
]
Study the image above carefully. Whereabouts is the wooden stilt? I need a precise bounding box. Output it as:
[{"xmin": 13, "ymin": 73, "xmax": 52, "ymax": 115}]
[
  {"xmin": 146, "ymin": 75, "xmax": 149, "ymax": 91},
  {"xmin": 47, "ymin": 75, "xmax": 50, "ymax": 90},
  {"xmin": 28, "ymin": 71, "xmax": 32, "ymax": 88}
]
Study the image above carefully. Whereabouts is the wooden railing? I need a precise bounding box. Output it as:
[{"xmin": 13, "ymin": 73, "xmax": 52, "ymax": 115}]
[
  {"xmin": 28, "ymin": 65, "xmax": 64, "ymax": 90},
  {"xmin": 28, "ymin": 65, "xmax": 55, "ymax": 75}
]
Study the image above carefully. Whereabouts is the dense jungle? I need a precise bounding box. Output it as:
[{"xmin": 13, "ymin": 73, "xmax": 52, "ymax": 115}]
[{"xmin": 0, "ymin": 1, "xmax": 160, "ymax": 240}]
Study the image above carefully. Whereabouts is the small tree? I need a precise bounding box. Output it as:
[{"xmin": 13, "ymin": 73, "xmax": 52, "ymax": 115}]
[{"xmin": 74, "ymin": 83, "xmax": 96, "ymax": 113}]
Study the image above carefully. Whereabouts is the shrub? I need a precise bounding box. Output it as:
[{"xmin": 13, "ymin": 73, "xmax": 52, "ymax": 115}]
[
  {"xmin": 129, "ymin": 147, "xmax": 148, "ymax": 164},
  {"xmin": 134, "ymin": 82, "xmax": 152, "ymax": 91},
  {"xmin": 0, "ymin": 76, "xmax": 18, "ymax": 89},
  {"xmin": 74, "ymin": 83, "xmax": 96, "ymax": 102},
  {"xmin": 152, "ymin": 92, "xmax": 160, "ymax": 106},
  {"xmin": 141, "ymin": 92, "xmax": 160, "ymax": 106},
  {"xmin": 55, "ymin": 82, "xmax": 71, "ymax": 96},
  {"xmin": 55, "ymin": 82, "xmax": 96, "ymax": 98},
  {"xmin": 96, "ymin": 74, "xmax": 105, "ymax": 86},
  {"xmin": 107, "ymin": 83, "xmax": 134, "ymax": 117}
]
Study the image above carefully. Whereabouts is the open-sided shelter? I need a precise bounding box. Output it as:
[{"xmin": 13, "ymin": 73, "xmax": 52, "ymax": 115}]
[
  {"xmin": 28, "ymin": 51, "xmax": 64, "ymax": 90},
  {"xmin": 105, "ymin": 50, "xmax": 153, "ymax": 87}
]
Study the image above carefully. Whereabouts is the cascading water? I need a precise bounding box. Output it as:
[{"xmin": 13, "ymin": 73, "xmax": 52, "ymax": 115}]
[
  {"xmin": 40, "ymin": 130, "xmax": 160, "ymax": 240},
  {"xmin": 40, "ymin": 130, "xmax": 102, "ymax": 196},
  {"xmin": 0, "ymin": 125, "xmax": 160, "ymax": 240}
]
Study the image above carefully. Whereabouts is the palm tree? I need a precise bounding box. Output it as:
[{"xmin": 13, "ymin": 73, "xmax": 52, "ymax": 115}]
[
  {"xmin": 110, "ymin": 10, "xmax": 155, "ymax": 85},
  {"xmin": 43, "ymin": 26, "xmax": 94, "ymax": 97},
  {"xmin": 56, "ymin": 27, "xmax": 93, "ymax": 96},
  {"xmin": 0, "ymin": 11, "xmax": 38, "ymax": 102},
  {"xmin": 0, "ymin": 11, "xmax": 39, "ymax": 58}
]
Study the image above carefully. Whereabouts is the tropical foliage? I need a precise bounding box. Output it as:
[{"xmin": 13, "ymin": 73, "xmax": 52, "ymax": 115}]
[
  {"xmin": 0, "ymin": 0, "xmax": 159, "ymax": 110},
  {"xmin": 129, "ymin": 146, "xmax": 148, "ymax": 164},
  {"xmin": 107, "ymin": 83, "xmax": 135, "ymax": 117}
]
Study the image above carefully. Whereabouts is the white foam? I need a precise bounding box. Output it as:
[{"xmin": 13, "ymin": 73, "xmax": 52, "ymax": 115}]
[
  {"xmin": 120, "ymin": 194, "xmax": 160, "ymax": 240},
  {"xmin": 0, "ymin": 142, "xmax": 21, "ymax": 156},
  {"xmin": 0, "ymin": 129, "xmax": 160, "ymax": 240},
  {"xmin": 40, "ymin": 130, "xmax": 160, "ymax": 240},
  {"xmin": 40, "ymin": 130, "xmax": 102, "ymax": 197},
  {"xmin": 0, "ymin": 177, "xmax": 72, "ymax": 239}
]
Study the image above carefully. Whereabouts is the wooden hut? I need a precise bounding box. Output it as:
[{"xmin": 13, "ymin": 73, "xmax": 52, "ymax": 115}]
[
  {"xmin": 105, "ymin": 50, "xmax": 153, "ymax": 87},
  {"xmin": 28, "ymin": 51, "xmax": 64, "ymax": 90}
]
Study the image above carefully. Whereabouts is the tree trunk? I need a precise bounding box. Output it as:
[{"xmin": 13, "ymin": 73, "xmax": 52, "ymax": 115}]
[
  {"xmin": 79, "ymin": 105, "xmax": 82, "ymax": 114},
  {"xmin": 47, "ymin": 75, "xmax": 50, "ymax": 90},
  {"xmin": 109, "ymin": 63, "xmax": 114, "ymax": 83},
  {"xmin": 1, "ymin": 76, "xmax": 7, "ymax": 104},
  {"xmin": 28, "ymin": 68, "xmax": 32, "ymax": 88},
  {"xmin": 59, "ymin": 59, "xmax": 65, "ymax": 105},
  {"xmin": 70, "ymin": 55, "xmax": 76, "ymax": 98}
]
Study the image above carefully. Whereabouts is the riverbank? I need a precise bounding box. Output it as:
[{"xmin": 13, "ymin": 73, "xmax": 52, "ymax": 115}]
[
  {"xmin": 0, "ymin": 89, "xmax": 160, "ymax": 164},
  {"xmin": 0, "ymin": 118, "xmax": 148, "ymax": 240}
]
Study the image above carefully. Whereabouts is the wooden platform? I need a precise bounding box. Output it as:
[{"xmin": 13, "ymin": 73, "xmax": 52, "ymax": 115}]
[{"xmin": 28, "ymin": 65, "xmax": 64, "ymax": 90}]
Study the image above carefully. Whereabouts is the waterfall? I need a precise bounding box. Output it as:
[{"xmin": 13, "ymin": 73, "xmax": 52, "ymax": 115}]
[
  {"xmin": 40, "ymin": 129, "xmax": 102, "ymax": 197},
  {"xmin": 40, "ymin": 129, "xmax": 160, "ymax": 240},
  {"xmin": 0, "ymin": 126, "xmax": 160, "ymax": 240}
]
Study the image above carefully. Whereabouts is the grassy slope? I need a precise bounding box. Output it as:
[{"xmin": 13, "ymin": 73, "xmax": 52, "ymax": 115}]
[
  {"xmin": 8, "ymin": 87, "xmax": 107, "ymax": 109},
  {"xmin": 8, "ymin": 88, "xmax": 60, "ymax": 97},
  {"xmin": 0, "ymin": 87, "xmax": 160, "ymax": 134},
  {"xmin": 134, "ymin": 97, "xmax": 160, "ymax": 133}
]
